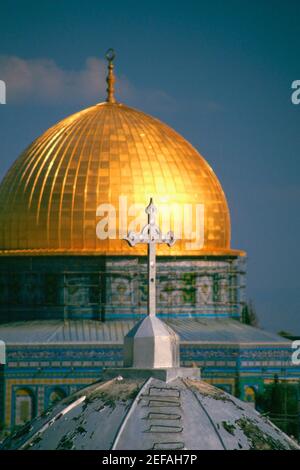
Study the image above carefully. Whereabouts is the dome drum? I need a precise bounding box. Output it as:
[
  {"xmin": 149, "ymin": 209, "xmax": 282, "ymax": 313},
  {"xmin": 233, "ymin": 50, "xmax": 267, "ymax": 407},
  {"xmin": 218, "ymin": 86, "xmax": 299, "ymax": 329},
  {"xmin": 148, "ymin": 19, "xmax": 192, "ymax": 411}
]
[{"xmin": 0, "ymin": 254, "xmax": 245, "ymax": 322}]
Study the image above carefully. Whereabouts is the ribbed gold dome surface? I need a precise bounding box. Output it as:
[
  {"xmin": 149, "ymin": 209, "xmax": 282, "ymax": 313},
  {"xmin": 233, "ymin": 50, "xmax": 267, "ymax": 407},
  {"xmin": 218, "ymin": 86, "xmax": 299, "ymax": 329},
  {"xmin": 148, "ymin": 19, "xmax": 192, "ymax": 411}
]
[{"xmin": 0, "ymin": 101, "xmax": 241, "ymax": 256}]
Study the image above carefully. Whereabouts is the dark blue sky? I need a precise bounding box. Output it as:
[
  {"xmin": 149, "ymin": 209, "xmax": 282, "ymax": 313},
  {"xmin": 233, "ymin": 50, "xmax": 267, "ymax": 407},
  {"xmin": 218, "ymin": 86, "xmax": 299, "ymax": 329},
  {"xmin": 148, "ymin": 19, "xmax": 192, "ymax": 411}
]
[{"xmin": 0, "ymin": 0, "xmax": 299, "ymax": 332}]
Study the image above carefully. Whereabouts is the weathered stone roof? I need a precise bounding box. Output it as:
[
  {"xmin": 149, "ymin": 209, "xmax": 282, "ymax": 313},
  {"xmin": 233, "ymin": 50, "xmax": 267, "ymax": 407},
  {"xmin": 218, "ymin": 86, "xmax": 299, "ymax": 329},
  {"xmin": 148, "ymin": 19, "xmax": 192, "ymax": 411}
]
[{"xmin": 2, "ymin": 374, "xmax": 298, "ymax": 450}]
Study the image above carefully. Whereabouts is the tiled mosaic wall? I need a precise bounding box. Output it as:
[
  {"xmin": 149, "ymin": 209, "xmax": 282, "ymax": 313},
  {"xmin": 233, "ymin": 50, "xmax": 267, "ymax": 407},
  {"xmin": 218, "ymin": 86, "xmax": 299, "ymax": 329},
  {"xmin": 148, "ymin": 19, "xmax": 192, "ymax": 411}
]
[
  {"xmin": 0, "ymin": 255, "xmax": 246, "ymax": 321},
  {"xmin": 1, "ymin": 341, "xmax": 298, "ymax": 430}
]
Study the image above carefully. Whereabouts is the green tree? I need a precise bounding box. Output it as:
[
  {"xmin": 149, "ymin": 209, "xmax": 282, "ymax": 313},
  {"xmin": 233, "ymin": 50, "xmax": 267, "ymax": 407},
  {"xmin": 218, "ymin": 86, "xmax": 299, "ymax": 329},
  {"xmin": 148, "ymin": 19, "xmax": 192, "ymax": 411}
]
[
  {"xmin": 256, "ymin": 376, "xmax": 300, "ymax": 440},
  {"xmin": 241, "ymin": 300, "xmax": 259, "ymax": 327}
]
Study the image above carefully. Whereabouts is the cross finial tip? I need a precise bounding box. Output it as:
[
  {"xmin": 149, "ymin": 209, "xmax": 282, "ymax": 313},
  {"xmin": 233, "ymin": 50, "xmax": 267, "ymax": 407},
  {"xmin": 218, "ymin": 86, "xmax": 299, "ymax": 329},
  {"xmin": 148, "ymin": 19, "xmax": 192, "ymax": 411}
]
[
  {"xmin": 105, "ymin": 48, "xmax": 115, "ymax": 63},
  {"xmin": 146, "ymin": 197, "xmax": 156, "ymax": 216}
]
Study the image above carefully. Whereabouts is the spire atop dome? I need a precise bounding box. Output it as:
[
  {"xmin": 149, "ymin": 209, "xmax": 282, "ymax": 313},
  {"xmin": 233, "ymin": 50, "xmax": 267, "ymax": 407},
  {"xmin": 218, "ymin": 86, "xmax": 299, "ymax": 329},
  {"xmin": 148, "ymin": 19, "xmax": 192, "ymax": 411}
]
[{"xmin": 105, "ymin": 48, "xmax": 116, "ymax": 103}]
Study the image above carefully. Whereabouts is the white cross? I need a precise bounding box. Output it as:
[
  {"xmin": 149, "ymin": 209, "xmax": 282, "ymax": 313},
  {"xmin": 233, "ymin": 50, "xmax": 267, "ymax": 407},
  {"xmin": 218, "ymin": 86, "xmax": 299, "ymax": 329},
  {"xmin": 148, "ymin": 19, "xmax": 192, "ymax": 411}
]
[{"xmin": 123, "ymin": 198, "xmax": 175, "ymax": 317}]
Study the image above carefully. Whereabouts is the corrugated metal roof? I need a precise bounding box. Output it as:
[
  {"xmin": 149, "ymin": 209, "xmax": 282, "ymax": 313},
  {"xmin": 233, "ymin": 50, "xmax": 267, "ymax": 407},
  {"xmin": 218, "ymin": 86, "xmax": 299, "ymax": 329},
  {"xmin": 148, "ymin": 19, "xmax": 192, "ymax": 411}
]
[
  {"xmin": 169, "ymin": 318, "xmax": 291, "ymax": 344},
  {"xmin": 0, "ymin": 318, "xmax": 290, "ymax": 345}
]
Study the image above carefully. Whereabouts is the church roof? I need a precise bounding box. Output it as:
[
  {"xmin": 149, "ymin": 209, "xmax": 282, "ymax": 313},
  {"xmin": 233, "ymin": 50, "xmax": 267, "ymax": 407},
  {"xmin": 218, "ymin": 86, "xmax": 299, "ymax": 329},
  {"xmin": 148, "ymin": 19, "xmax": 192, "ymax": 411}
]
[
  {"xmin": 2, "ymin": 374, "xmax": 298, "ymax": 450},
  {"xmin": 0, "ymin": 318, "xmax": 291, "ymax": 346}
]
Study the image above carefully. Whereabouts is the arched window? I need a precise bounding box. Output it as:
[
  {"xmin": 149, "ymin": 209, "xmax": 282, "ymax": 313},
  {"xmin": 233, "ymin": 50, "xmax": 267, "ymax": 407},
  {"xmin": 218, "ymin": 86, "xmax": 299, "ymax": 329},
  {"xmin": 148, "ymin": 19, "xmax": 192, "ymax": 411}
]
[
  {"xmin": 15, "ymin": 388, "xmax": 35, "ymax": 426},
  {"xmin": 49, "ymin": 387, "xmax": 67, "ymax": 406},
  {"xmin": 244, "ymin": 386, "xmax": 256, "ymax": 405}
]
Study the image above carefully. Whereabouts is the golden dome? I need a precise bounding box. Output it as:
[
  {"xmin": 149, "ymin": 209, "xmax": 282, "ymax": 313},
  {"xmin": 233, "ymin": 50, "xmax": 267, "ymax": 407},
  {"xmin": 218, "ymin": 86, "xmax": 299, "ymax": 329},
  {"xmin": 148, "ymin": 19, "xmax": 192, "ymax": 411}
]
[{"xmin": 0, "ymin": 101, "xmax": 242, "ymax": 257}]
